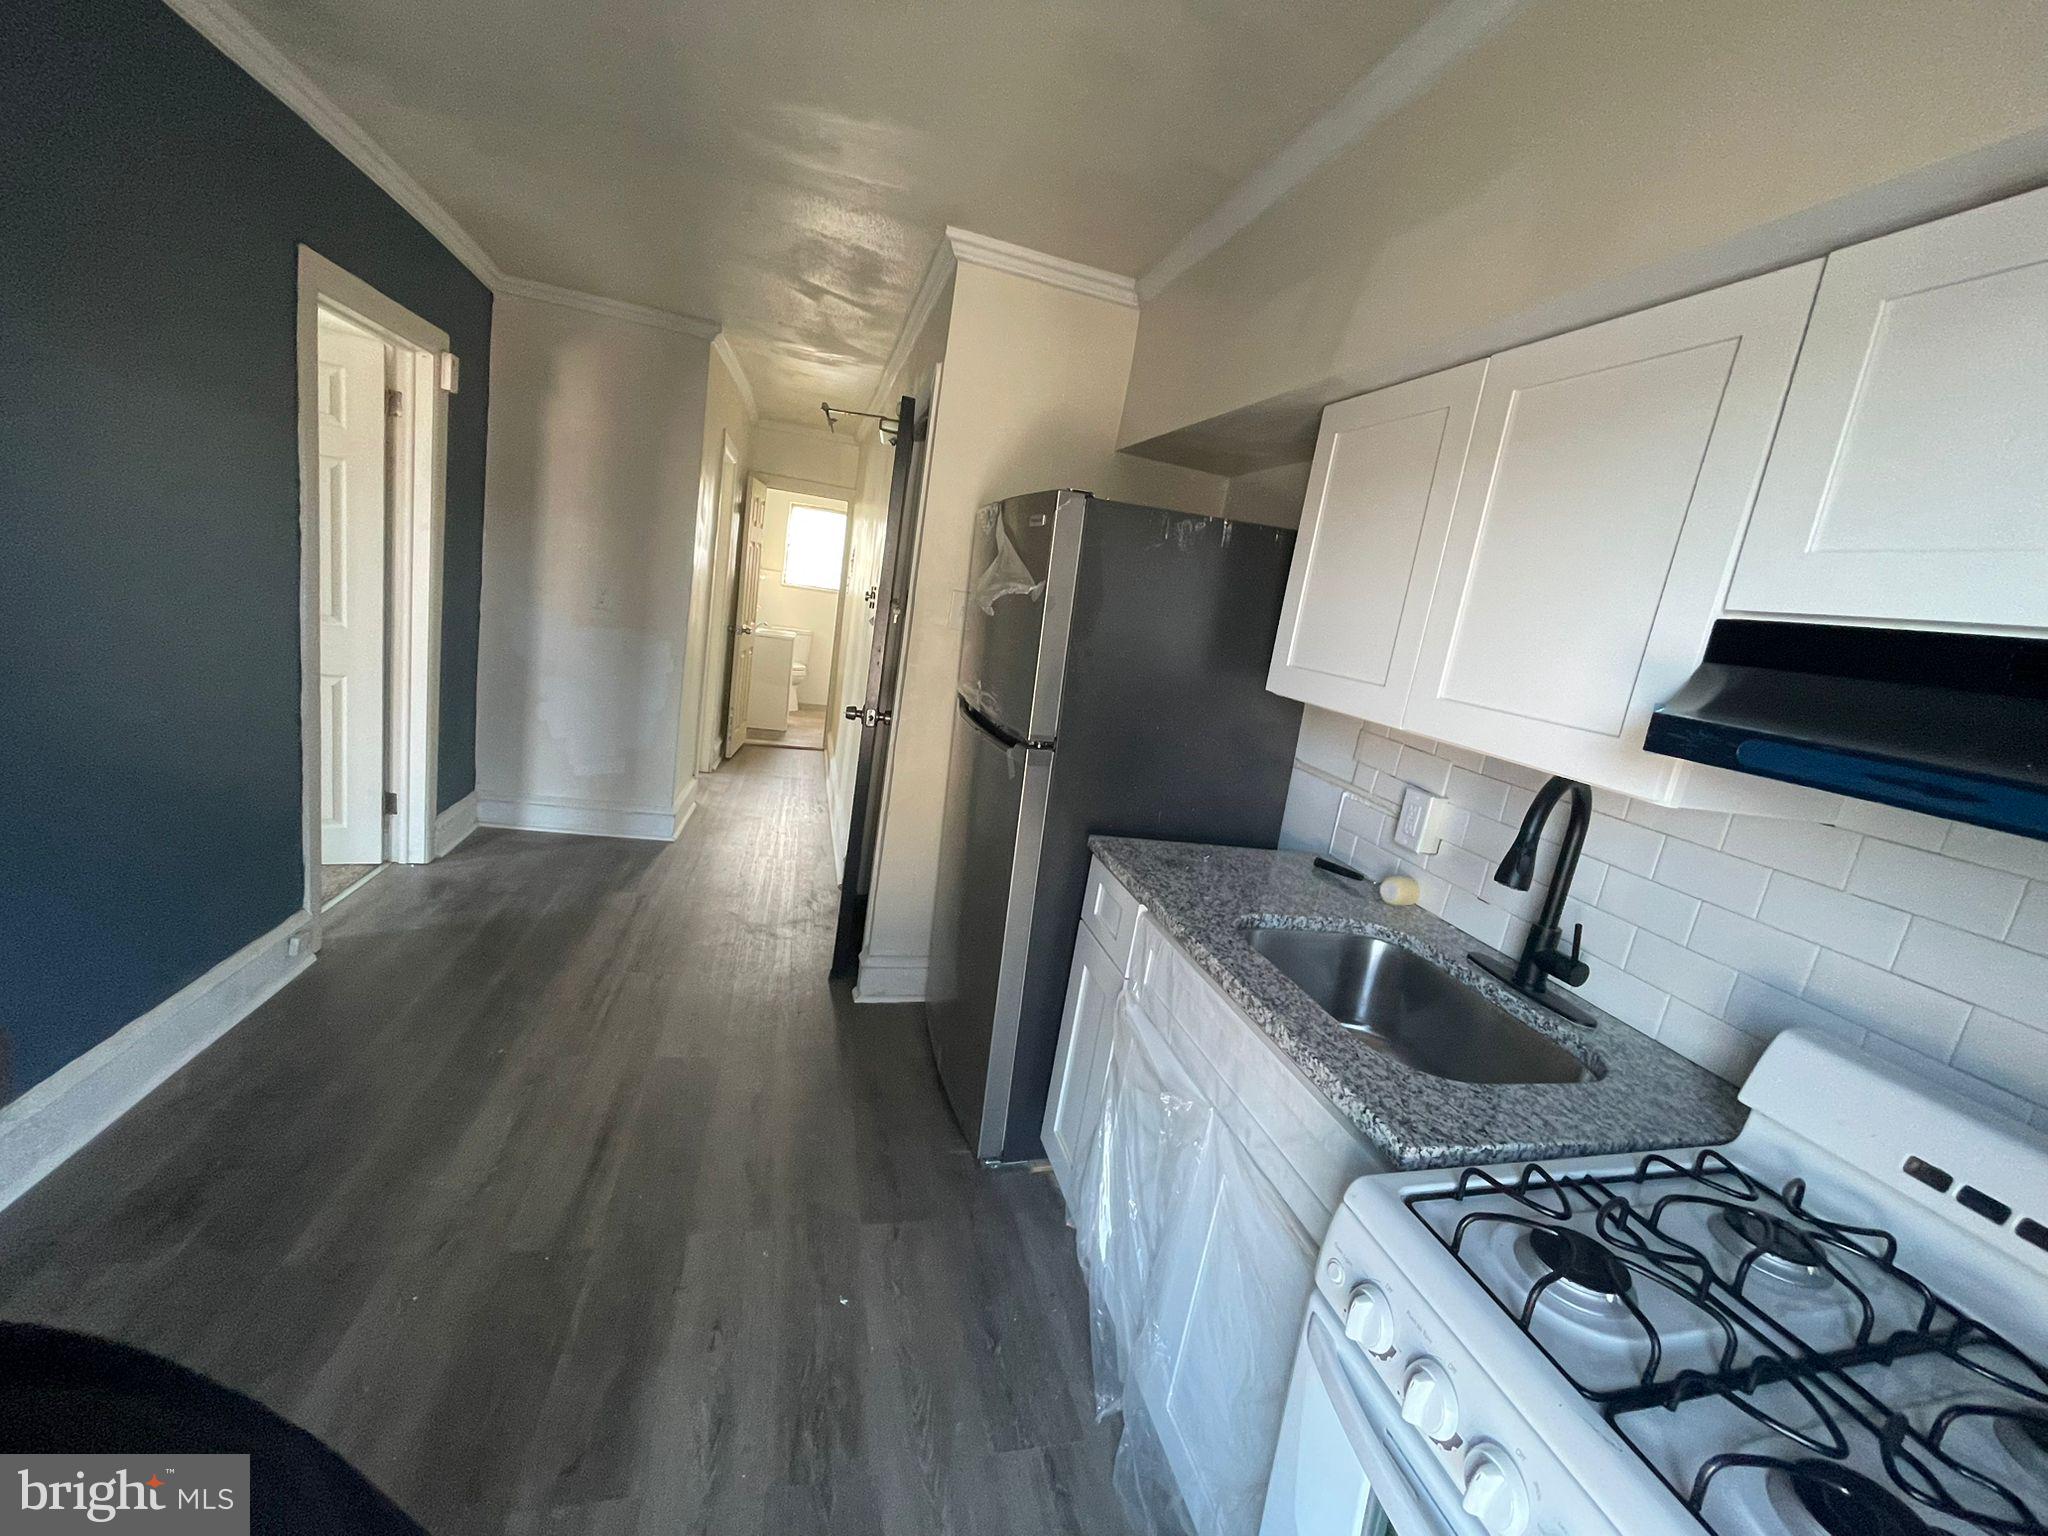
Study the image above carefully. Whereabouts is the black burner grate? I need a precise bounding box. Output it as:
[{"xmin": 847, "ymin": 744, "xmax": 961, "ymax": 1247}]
[{"xmin": 1407, "ymin": 1149, "xmax": 2048, "ymax": 1534}]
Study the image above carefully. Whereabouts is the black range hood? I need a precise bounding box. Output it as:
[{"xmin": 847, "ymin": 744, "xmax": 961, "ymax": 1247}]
[{"xmin": 1645, "ymin": 620, "xmax": 2048, "ymax": 842}]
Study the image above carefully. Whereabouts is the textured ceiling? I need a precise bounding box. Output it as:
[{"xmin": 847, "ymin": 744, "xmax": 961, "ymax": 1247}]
[{"xmin": 231, "ymin": 0, "xmax": 1443, "ymax": 421}]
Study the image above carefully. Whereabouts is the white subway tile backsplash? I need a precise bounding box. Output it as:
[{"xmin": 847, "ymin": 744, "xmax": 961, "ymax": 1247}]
[
  {"xmin": 1801, "ymin": 950, "xmax": 1971, "ymax": 1060},
  {"xmin": 1568, "ymin": 965, "xmax": 1669, "ymax": 1036},
  {"xmin": 1658, "ymin": 998, "xmax": 1768, "ymax": 1082},
  {"xmin": 1297, "ymin": 707, "xmax": 1364, "ymax": 779},
  {"xmin": 1652, "ymin": 840, "xmax": 1770, "ymax": 916},
  {"xmin": 1392, "ymin": 745, "xmax": 1455, "ymax": 798},
  {"xmin": 1597, "ymin": 868, "xmax": 1700, "ymax": 944},
  {"xmin": 1831, "ymin": 798, "xmax": 1951, "ymax": 852},
  {"xmin": 1893, "ymin": 919, "xmax": 2048, "ymax": 1031},
  {"xmin": 1953, "ymin": 1009, "xmax": 2048, "ymax": 1107},
  {"xmin": 1626, "ymin": 801, "xmax": 1731, "ymax": 848},
  {"xmin": 1446, "ymin": 765, "xmax": 1511, "ymax": 822},
  {"xmin": 1757, "ymin": 874, "xmax": 1910, "ymax": 967},
  {"xmin": 1941, "ymin": 823, "xmax": 2048, "ymax": 882},
  {"xmin": 2007, "ymin": 885, "xmax": 2048, "ymax": 957},
  {"xmin": 1722, "ymin": 816, "xmax": 1861, "ymax": 887},
  {"xmin": 1846, "ymin": 839, "xmax": 2025, "ymax": 939},
  {"xmin": 1561, "ymin": 897, "xmax": 1636, "ymax": 966},
  {"xmin": 1282, "ymin": 714, "xmax": 2048, "ymax": 1114},
  {"xmin": 1584, "ymin": 812, "xmax": 1663, "ymax": 877},
  {"xmin": 1353, "ymin": 730, "xmax": 1405, "ymax": 774},
  {"xmin": 1688, "ymin": 904, "xmax": 1819, "ymax": 995},
  {"xmin": 1626, "ymin": 931, "xmax": 1738, "ymax": 1014},
  {"xmin": 1723, "ymin": 975, "xmax": 1858, "ymax": 1046}
]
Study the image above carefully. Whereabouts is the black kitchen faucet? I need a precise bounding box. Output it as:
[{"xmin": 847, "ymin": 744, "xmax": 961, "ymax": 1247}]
[{"xmin": 1470, "ymin": 775, "xmax": 1601, "ymax": 1028}]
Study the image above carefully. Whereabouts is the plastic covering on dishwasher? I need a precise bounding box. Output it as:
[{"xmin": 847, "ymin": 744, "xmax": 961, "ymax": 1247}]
[
  {"xmin": 1072, "ymin": 988, "xmax": 1318, "ymax": 1536},
  {"xmin": 968, "ymin": 502, "xmax": 1045, "ymax": 615}
]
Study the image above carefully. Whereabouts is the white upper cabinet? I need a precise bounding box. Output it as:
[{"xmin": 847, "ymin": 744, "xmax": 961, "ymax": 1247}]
[
  {"xmin": 1727, "ymin": 185, "xmax": 2048, "ymax": 630},
  {"xmin": 1403, "ymin": 263, "xmax": 1822, "ymax": 800},
  {"xmin": 1267, "ymin": 361, "xmax": 1486, "ymax": 723}
]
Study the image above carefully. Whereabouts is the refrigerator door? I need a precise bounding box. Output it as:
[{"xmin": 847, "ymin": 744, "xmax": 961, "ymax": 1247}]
[
  {"xmin": 925, "ymin": 694, "xmax": 1054, "ymax": 1158},
  {"xmin": 957, "ymin": 490, "xmax": 1084, "ymax": 743}
]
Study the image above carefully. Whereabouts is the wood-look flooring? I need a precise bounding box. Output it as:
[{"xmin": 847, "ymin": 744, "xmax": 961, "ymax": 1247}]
[{"xmin": 0, "ymin": 748, "xmax": 1130, "ymax": 1535}]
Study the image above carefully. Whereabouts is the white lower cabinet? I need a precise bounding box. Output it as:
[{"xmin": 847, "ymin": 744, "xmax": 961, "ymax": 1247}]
[
  {"xmin": 1041, "ymin": 920, "xmax": 1122, "ymax": 1197},
  {"xmin": 1048, "ymin": 866, "xmax": 1387, "ymax": 1536}
]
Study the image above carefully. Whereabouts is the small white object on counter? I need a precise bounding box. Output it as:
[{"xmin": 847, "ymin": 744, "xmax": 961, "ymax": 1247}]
[{"xmin": 1377, "ymin": 874, "xmax": 1421, "ymax": 906}]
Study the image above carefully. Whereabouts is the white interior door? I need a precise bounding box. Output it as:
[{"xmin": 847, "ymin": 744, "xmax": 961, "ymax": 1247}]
[
  {"xmin": 724, "ymin": 489, "xmax": 764, "ymax": 758},
  {"xmin": 316, "ymin": 315, "xmax": 388, "ymax": 865}
]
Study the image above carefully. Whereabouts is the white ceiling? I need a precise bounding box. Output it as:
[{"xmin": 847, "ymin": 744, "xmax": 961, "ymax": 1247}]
[{"xmin": 227, "ymin": 0, "xmax": 1445, "ymax": 422}]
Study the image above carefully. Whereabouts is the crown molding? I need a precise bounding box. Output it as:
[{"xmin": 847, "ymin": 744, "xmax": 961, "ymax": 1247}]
[
  {"xmin": 865, "ymin": 232, "xmax": 959, "ymax": 412},
  {"xmin": 945, "ymin": 226, "xmax": 1139, "ymax": 308},
  {"xmin": 711, "ymin": 333, "xmax": 758, "ymax": 418},
  {"xmin": 494, "ymin": 275, "xmax": 721, "ymax": 338},
  {"xmin": 1136, "ymin": 0, "xmax": 1526, "ymax": 300},
  {"xmin": 161, "ymin": 0, "xmax": 502, "ymax": 287}
]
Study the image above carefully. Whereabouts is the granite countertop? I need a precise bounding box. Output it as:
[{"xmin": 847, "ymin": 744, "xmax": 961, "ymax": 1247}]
[{"xmin": 1089, "ymin": 837, "xmax": 1745, "ymax": 1170}]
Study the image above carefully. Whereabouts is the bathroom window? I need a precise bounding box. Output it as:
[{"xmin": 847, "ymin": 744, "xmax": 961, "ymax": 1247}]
[{"xmin": 783, "ymin": 505, "xmax": 848, "ymax": 591}]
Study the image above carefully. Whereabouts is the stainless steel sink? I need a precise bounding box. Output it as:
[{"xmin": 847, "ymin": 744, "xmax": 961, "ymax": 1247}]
[{"xmin": 1246, "ymin": 927, "xmax": 1592, "ymax": 1085}]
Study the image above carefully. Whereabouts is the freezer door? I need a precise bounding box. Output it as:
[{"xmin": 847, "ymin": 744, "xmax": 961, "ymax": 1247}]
[
  {"xmin": 925, "ymin": 695, "xmax": 1054, "ymax": 1158},
  {"xmin": 957, "ymin": 490, "xmax": 1084, "ymax": 743}
]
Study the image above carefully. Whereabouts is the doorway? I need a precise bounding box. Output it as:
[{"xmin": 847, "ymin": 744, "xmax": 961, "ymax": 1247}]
[
  {"xmin": 295, "ymin": 248, "xmax": 451, "ymax": 935},
  {"xmin": 724, "ymin": 483, "xmax": 850, "ymax": 753}
]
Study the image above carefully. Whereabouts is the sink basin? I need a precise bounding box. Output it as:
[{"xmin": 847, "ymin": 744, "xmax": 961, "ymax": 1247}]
[{"xmin": 1246, "ymin": 927, "xmax": 1592, "ymax": 1085}]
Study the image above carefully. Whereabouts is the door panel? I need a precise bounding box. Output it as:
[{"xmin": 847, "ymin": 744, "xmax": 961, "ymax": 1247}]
[
  {"xmin": 316, "ymin": 319, "xmax": 387, "ymax": 866},
  {"xmin": 1268, "ymin": 362, "xmax": 1486, "ymax": 725},
  {"xmin": 1404, "ymin": 262, "xmax": 1821, "ymax": 799},
  {"xmin": 1728, "ymin": 184, "xmax": 2048, "ymax": 627},
  {"xmin": 724, "ymin": 491, "xmax": 763, "ymax": 758},
  {"xmin": 1042, "ymin": 922, "xmax": 1121, "ymax": 1198}
]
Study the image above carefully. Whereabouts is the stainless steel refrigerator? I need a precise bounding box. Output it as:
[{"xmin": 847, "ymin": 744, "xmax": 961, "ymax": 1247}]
[{"xmin": 925, "ymin": 489, "xmax": 1303, "ymax": 1161}]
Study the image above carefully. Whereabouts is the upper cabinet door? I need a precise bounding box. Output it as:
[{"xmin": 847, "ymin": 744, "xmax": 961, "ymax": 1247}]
[
  {"xmin": 1266, "ymin": 361, "xmax": 1486, "ymax": 724},
  {"xmin": 1405, "ymin": 263, "xmax": 1822, "ymax": 800},
  {"xmin": 1727, "ymin": 186, "xmax": 2048, "ymax": 630}
]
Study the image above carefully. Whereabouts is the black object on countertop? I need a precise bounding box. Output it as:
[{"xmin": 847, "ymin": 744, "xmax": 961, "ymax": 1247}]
[{"xmin": 0, "ymin": 1323, "xmax": 427, "ymax": 1534}]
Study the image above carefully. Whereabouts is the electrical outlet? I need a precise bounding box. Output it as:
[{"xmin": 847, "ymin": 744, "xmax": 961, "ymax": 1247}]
[{"xmin": 1394, "ymin": 784, "xmax": 1446, "ymax": 855}]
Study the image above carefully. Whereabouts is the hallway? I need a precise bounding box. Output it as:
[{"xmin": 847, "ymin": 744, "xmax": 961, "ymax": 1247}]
[{"xmin": 0, "ymin": 749, "xmax": 1127, "ymax": 1535}]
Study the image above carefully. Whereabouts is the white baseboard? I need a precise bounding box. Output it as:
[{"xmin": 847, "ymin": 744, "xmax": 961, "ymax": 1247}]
[
  {"xmin": 854, "ymin": 953, "xmax": 928, "ymax": 1004},
  {"xmin": 0, "ymin": 910, "xmax": 316, "ymax": 1214},
  {"xmin": 672, "ymin": 778, "xmax": 701, "ymax": 839},
  {"xmin": 433, "ymin": 790, "xmax": 480, "ymax": 858},
  {"xmin": 477, "ymin": 794, "xmax": 683, "ymax": 842}
]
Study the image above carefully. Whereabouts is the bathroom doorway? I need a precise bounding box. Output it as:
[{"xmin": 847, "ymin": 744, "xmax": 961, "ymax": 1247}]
[{"xmin": 742, "ymin": 486, "xmax": 849, "ymax": 750}]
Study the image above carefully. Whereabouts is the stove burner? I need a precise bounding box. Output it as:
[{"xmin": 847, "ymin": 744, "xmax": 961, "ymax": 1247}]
[
  {"xmin": 1781, "ymin": 1461, "xmax": 1936, "ymax": 1536},
  {"xmin": 1529, "ymin": 1225, "xmax": 1632, "ymax": 1300},
  {"xmin": 1711, "ymin": 1207, "xmax": 1835, "ymax": 1291}
]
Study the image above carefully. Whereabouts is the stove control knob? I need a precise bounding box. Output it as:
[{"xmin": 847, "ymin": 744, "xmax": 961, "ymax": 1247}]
[
  {"xmin": 1462, "ymin": 1444, "xmax": 1530, "ymax": 1536},
  {"xmin": 1399, "ymin": 1358, "xmax": 1459, "ymax": 1444},
  {"xmin": 1342, "ymin": 1282, "xmax": 1395, "ymax": 1355}
]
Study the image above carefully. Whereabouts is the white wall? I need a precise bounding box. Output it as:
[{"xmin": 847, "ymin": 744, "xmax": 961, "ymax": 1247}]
[
  {"xmin": 753, "ymin": 420, "xmax": 862, "ymax": 489},
  {"xmin": 1280, "ymin": 707, "xmax": 2048, "ymax": 1134},
  {"xmin": 754, "ymin": 487, "xmax": 846, "ymax": 707},
  {"xmin": 859, "ymin": 259, "xmax": 1231, "ymax": 997},
  {"xmin": 1120, "ymin": 0, "xmax": 2048, "ymax": 467},
  {"xmin": 477, "ymin": 293, "xmax": 711, "ymax": 835}
]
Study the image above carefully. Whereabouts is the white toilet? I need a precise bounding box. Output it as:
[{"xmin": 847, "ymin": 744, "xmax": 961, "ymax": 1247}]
[{"xmin": 756, "ymin": 625, "xmax": 812, "ymax": 714}]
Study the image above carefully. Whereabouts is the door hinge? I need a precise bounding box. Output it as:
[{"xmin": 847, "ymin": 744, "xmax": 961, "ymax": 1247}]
[
  {"xmin": 383, "ymin": 790, "xmax": 398, "ymax": 814},
  {"xmin": 386, "ymin": 388, "xmax": 403, "ymax": 418}
]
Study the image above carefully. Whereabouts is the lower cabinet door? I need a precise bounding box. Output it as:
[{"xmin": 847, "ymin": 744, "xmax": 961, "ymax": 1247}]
[
  {"xmin": 1147, "ymin": 1122, "xmax": 1321, "ymax": 1536},
  {"xmin": 1042, "ymin": 923, "xmax": 1122, "ymax": 1200}
]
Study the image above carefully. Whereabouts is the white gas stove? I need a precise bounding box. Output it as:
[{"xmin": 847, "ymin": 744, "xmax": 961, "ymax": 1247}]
[{"xmin": 1261, "ymin": 1030, "xmax": 2048, "ymax": 1536}]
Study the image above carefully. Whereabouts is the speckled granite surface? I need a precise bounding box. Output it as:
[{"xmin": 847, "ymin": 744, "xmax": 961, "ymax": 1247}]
[{"xmin": 1089, "ymin": 837, "xmax": 1745, "ymax": 1170}]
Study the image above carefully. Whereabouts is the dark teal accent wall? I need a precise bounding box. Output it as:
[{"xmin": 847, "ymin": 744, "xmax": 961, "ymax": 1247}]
[{"xmin": 0, "ymin": 3, "xmax": 492, "ymax": 1099}]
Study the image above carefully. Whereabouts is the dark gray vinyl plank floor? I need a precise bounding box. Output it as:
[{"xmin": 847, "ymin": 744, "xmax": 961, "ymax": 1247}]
[{"xmin": 0, "ymin": 748, "xmax": 1131, "ymax": 1536}]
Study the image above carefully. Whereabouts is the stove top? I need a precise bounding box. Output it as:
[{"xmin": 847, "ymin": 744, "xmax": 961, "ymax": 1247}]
[{"xmin": 1407, "ymin": 1147, "xmax": 2048, "ymax": 1534}]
